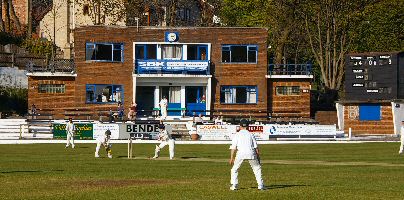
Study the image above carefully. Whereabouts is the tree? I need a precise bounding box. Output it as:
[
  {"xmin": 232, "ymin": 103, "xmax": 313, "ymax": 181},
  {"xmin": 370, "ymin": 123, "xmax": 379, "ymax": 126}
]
[
  {"xmin": 219, "ymin": 0, "xmax": 311, "ymax": 64},
  {"xmin": 1, "ymin": 0, "xmax": 22, "ymax": 32},
  {"xmin": 301, "ymin": 0, "xmax": 374, "ymax": 90},
  {"xmin": 0, "ymin": 0, "xmax": 3, "ymax": 31},
  {"xmin": 75, "ymin": 0, "xmax": 126, "ymax": 25},
  {"xmin": 350, "ymin": 0, "xmax": 404, "ymax": 52}
]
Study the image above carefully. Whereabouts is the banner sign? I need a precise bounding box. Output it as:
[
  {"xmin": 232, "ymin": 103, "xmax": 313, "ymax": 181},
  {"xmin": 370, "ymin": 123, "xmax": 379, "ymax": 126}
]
[
  {"xmin": 248, "ymin": 125, "xmax": 269, "ymax": 140},
  {"xmin": 196, "ymin": 124, "xmax": 336, "ymax": 140},
  {"xmin": 53, "ymin": 123, "xmax": 93, "ymax": 139},
  {"xmin": 93, "ymin": 124, "xmax": 120, "ymax": 139},
  {"xmin": 197, "ymin": 125, "xmax": 237, "ymax": 140},
  {"xmin": 119, "ymin": 123, "xmax": 161, "ymax": 140},
  {"xmin": 138, "ymin": 60, "xmax": 209, "ymax": 72},
  {"xmin": 263, "ymin": 125, "xmax": 336, "ymax": 136}
]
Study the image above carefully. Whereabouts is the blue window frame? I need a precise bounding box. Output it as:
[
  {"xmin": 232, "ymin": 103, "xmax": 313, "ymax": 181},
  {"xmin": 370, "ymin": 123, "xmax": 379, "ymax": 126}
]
[
  {"xmin": 220, "ymin": 86, "xmax": 257, "ymax": 104},
  {"xmin": 221, "ymin": 45, "xmax": 257, "ymax": 63},
  {"xmin": 359, "ymin": 103, "xmax": 381, "ymax": 121},
  {"xmin": 86, "ymin": 84, "xmax": 123, "ymax": 104},
  {"xmin": 135, "ymin": 44, "xmax": 157, "ymax": 60},
  {"xmin": 86, "ymin": 42, "xmax": 124, "ymax": 62}
]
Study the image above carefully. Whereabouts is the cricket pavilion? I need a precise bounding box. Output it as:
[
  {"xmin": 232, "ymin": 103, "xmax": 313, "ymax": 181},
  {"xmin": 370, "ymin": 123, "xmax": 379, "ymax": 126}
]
[{"xmin": 26, "ymin": 26, "xmax": 312, "ymax": 122}]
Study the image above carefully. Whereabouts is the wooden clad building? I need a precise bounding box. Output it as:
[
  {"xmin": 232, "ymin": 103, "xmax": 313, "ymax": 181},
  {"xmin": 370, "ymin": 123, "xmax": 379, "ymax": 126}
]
[
  {"xmin": 337, "ymin": 51, "xmax": 404, "ymax": 135},
  {"xmin": 27, "ymin": 26, "xmax": 312, "ymax": 120}
]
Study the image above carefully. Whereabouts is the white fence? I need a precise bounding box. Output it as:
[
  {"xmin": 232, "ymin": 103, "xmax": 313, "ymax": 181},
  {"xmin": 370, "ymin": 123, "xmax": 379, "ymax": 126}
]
[{"xmin": 0, "ymin": 119, "xmax": 53, "ymax": 139}]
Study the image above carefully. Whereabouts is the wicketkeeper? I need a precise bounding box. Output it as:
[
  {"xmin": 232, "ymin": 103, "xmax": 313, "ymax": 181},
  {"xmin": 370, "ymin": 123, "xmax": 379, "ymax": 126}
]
[
  {"xmin": 95, "ymin": 130, "xmax": 113, "ymax": 158},
  {"xmin": 153, "ymin": 124, "xmax": 175, "ymax": 159}
]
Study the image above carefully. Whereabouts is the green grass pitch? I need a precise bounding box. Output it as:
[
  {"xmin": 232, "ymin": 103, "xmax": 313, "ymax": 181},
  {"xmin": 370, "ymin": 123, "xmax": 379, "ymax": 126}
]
[{"xmin": 1, "ymin": 142, "xmax": 404, "ymax": 199}]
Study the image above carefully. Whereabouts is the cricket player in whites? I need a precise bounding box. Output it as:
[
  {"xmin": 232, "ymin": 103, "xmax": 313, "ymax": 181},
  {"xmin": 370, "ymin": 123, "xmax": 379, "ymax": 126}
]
[
  {"xmin": 229, "ymin": 119, "xmax": 266, "ymax": 191},
  {"xmin": 159, "ymin": 96, "xmax": 168, "ymax": 120},
  {"xmin": 65, "ymin": 118, "xmax": 75, "ymax": 148},
  {"xmin": 95, "ymin": 130, "xmax": 113, "ymax": 158},
  {"xmin": 153, "ymin": 124, "xmax": 175, "ymax": 159},
  {"xmin": 399, "ymin": 121, "xmax": 404, "ymax": 155}
]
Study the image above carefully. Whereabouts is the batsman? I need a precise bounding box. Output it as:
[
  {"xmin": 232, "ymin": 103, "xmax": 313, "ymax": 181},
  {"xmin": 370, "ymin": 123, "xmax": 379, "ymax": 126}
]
[
  {"xmin": 153, "ymin": 124, "xmax": 175, "ymax": 159},
  {"xmin": 95, "ymin": 130, "xmax": 113, "ymax": 158}
]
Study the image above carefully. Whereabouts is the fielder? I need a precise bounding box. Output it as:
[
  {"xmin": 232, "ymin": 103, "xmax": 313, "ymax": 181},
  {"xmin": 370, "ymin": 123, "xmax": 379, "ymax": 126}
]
[
  {"xmin": 399, "ymin": 123, "xmax": 404, "ymax": 155},
  {"xmin": 159, "ymin": 96, "xmax": 168, "ymax": 120},
  {"xmin": 65, "ymin": 118, "xmax": 75, "ymax": 148},
  {"xmin": 95, "ymin": 130, "xmax": 113, "ymax": 158},
  {"xmin": 153, "ymin": 124, "xmax": 175, "ymax": 159},
  {"xmin": 229, "ymin": 119, "xmax": 266, "ymax": 191}
]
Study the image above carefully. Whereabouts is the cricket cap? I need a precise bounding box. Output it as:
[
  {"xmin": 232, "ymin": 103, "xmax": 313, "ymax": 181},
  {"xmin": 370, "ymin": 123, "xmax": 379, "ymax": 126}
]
[{"xmin": 239, "ymin": 119, "xmax": 249, "ymax": 127}]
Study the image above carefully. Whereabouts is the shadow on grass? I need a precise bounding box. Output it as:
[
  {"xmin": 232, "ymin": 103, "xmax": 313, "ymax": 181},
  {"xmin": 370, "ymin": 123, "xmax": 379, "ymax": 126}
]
[
  {"xmin": 238, "ymin": 184, "xmax": 308, "ymax": 190},
  {"xmin": 1, "ymin": 169, "xmax": 64, "ymax": 174},
  {"xmin": 180, "ymin": 156, "xmax": 199, "ymax": 159},
  {"xmin": 259, "ymin": 184, "xmax": 307, "ymax": 190}
]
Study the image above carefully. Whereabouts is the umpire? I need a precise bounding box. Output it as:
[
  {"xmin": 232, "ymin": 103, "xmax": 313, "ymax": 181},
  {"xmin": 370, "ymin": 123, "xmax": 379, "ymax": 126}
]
[{"xmin": 229, "ymin": 119, "xmax": 266, "ymax": 190}]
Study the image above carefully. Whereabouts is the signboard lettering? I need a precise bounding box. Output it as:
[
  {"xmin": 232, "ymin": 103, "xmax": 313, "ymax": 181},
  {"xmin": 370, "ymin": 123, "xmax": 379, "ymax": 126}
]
[
  {"xmin": 367, "ymin": 89, "xmax": 379, "ymax": 93},
  {"xmin": 352, "ymin": 83, "xmax": 364, "ymax": 87},
  {"xmin": 53, "ymin": 123, "xmax": 93, "ymax": 139},
  {"xmin": 120, "ymin": 124, "xmax": 160, "ymax": 140}
]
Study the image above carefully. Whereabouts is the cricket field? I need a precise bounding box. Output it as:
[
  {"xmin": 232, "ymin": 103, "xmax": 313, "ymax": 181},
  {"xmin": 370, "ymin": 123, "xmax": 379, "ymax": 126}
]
[{"xmin": 1, "ymin": 142, "xmax": 404, "ymax": 199}]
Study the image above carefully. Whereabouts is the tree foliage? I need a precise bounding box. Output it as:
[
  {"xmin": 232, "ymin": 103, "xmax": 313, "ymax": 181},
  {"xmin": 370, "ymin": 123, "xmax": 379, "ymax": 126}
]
[
  {"xmin": 350, "ymin": 0, "xmax": 404, "ymax": 52},
  {"xmin": 218, "ymin": 0, "xmax": 403, "ymax": 91},
  {"xmin": 75, "ymin": 0, "xmax": 126, "ymax": 25}
]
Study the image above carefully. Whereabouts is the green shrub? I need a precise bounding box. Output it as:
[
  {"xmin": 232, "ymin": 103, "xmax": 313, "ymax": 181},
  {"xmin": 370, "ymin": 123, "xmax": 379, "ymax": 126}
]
[{"xmin": 21, "ymin": 38, "xmax": 54, "ymax": 57}]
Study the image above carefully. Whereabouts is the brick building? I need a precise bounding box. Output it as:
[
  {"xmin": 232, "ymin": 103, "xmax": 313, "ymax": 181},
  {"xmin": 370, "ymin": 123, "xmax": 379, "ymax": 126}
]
[{"xmin": 27, "ymin": 26, "xmax": 312, "ymax": 120}]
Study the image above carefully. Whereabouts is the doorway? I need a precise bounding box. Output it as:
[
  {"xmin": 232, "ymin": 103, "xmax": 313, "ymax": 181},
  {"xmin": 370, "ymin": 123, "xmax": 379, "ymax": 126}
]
[
  {"xmin": 136, "ymin": 86, "xmax": 155, "ymax": 117},
  {"xmin": 160, "ymin": 86, "xmax": 181, "ymax": 116},
  {"xmin": 186, "ymin": 86, "xmax": 206, "ymax": 116}
]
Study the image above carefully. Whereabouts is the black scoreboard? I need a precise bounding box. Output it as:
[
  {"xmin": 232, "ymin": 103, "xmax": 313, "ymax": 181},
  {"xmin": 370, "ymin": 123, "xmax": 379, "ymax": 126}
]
[{"xmin": 344, "ymin": 52, "xmax": 404, "ymax": 101}]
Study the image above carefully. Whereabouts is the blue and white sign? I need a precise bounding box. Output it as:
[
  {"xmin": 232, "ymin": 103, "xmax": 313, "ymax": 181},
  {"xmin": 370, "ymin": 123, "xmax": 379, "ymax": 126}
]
[
  {"xmin": 165, "ymin": 32, "xmax": 179, "ymax": 42},
  {"xmin": 137, "ymin": 60, "xmax": 209, "ymax": 72},
  {"xmin": 93, "ymin": 124, "xmax": 120, "ymax": 139}
]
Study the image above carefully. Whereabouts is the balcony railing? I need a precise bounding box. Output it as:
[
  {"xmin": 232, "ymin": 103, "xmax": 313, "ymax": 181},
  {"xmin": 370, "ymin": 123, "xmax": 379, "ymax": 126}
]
[
  {"xmin": 26, "ymin": 59, "xmax": 75, "ymax": 74},
  {"xmin": 135, "ymin": 59, "xmax": 210, "ymax": 75},
  {"xmin": 268, "ymin": 64, "xmax": 312, "ymax": 76}
]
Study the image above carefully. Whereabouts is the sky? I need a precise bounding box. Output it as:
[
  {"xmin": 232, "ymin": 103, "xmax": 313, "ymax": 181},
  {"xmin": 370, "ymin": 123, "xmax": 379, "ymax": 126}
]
[{"xmin": 0, "ymin": 67, "xmax": 28, "ymax": 88}]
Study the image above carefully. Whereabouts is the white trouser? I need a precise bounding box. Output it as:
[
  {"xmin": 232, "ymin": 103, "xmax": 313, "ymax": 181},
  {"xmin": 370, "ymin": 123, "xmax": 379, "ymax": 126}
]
[
  {"xmin": 154, "ymin": 139, "xmax": 175, "ymax": 159},
  {"xmin": 400, "ymin": 127, "xmax": 404, "ymax": 154},
  {"xmin": 230, "ymin": 158, "xmax": 264, "ymax": 187},
  {"xmin": 95, "ymin": 142, "xmax": 112, "ymax": 156},
  {"xmin": 66, "ymin": 133, "xmax": 74, "ymax": 148},
  {"xmin": 161, "ymin": 107, "xmax": 167, "ymax": 119}
]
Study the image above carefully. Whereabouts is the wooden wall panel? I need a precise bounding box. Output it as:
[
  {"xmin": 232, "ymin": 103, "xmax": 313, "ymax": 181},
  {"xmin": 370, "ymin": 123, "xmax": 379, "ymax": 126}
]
[{"xmin": 343, "ymin": 103, "xmax": 394, "ymax": 134}]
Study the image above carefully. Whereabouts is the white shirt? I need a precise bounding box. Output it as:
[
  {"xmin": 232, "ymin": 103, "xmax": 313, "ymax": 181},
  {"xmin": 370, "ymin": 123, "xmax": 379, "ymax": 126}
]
[
  {"xmin": 230, "ymin": 129, "xmax": 258, "ymax": 160},
  {"xmin": 97, "ymin": 135, "xmax": 111, "ymax": 146},
  {"xmin": 160, "ymin": 98, "xmax": 168, "ymax": 108},
  {"xmin": 65, "ymin": 122, "xmax": 75, "ymax": 134},
  {"xmin": 158, "ymin": 129, "xmax": 171, "ymax": 141}
]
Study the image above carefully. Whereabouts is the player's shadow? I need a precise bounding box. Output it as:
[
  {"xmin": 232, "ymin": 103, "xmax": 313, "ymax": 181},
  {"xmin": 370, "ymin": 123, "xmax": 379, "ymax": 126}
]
[
  {"xmin": 1, "ymin": 169, "xmax": 64, "ymax": 174},
  {"xmin": 180, "ymin": 156, "xmax": 199, "ymax": 159},
  {"xmin": 117, "ymin": 155, "xmax": 129, "ymax": 158},
  {"xmin": 246, "ymin": 184, "xmax": 308, "ymax": 190}
]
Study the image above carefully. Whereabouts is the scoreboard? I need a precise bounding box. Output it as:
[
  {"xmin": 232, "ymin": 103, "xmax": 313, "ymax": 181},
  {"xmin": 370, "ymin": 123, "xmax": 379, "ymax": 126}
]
[{"xmin": 344, "ymin": 52, "xmax": 404, "ymax": 101}]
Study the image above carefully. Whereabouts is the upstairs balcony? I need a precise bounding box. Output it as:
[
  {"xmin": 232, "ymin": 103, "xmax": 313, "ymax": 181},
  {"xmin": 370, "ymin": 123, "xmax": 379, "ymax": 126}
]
[
  {"xmin": 26, "ymin": 59, "xmax": 76, "ymax": 76},
  {"xmin": 267, "ymin": 64, "xmax": 313, "ymax": 79},
  {"xmin": 135, "ymin": 59, "xmax": 210, "ymax": 75}
]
